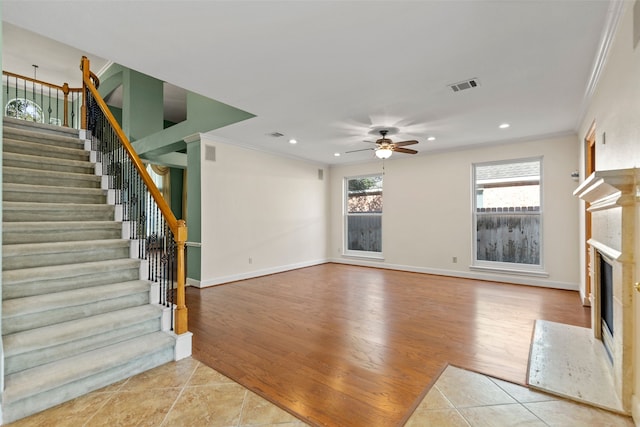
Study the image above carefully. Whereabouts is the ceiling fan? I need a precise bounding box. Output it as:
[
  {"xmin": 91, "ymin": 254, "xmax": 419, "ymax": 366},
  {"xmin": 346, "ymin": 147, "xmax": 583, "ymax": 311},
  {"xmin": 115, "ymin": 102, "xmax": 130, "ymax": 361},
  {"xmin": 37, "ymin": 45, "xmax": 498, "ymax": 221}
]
[{"xmin": 346, "ymin": 129, "xmax": 419, "ymax": 159}]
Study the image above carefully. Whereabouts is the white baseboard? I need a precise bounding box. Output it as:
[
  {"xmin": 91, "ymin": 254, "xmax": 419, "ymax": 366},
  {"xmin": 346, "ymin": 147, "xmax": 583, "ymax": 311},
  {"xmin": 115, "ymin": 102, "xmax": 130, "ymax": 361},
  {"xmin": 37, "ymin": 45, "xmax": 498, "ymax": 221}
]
[
  {"xmin": 196, "ymin": 259, "xmax": 329, "ymax": 288},
  {"xmin": 329, "ymin": 258, "xmax": 579, "ymax": 290},
  {"xmin": 190, "ymin": 257, "xmax": 578, "ymax": 291},
  {"xmin": 186, "ymin": 278, "xmax": 201, "ymax": 287}
]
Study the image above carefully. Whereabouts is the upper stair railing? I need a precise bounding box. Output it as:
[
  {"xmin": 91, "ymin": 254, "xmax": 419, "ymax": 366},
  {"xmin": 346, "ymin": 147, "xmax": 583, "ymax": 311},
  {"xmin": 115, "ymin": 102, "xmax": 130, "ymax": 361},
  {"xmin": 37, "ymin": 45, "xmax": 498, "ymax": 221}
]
[
  {"xmin": 79, "ymin": 56, "xmax": 188, "ymax": 334},
  {"xmin": 2, "ymin": 68, "xmax": 97, "ymax": 128}
]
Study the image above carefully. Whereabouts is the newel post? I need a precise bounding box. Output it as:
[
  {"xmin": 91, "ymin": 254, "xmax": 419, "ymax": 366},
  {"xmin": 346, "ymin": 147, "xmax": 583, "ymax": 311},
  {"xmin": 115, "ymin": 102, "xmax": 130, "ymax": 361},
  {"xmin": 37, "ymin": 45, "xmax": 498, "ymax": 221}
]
[
  {"xmin": 80, "ymin": 56, "xmax": 90, "ymax": 130},
  {"xmin": 175, "ymin": 220, "xmax": 189, "ymax": 334}
]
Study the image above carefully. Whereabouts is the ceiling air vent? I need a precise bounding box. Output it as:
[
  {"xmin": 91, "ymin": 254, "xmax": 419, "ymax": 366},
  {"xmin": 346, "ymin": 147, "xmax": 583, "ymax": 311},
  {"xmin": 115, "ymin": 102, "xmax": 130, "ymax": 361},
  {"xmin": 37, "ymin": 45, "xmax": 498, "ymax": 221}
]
[
  {"xmin": 448, "ymin": 78, "xmax": 480, "ymax": 92},
  {"xmin": 267, "ymin": 131, "xmax": 285, "ymax": 138}
]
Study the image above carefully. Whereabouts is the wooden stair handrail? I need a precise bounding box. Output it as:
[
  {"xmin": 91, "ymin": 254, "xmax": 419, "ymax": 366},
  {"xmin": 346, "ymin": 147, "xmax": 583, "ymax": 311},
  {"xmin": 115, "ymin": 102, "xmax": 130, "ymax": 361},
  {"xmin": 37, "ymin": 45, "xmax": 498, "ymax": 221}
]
[{"xmin": 80, "ymin": 56, "xmax": 188, "ymax": 335}]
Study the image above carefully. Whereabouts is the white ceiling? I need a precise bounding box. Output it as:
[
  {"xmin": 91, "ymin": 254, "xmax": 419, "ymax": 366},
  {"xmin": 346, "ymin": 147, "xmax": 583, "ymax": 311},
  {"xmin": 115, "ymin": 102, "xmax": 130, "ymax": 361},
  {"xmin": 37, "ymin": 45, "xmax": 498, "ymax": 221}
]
[{"xmin": 2, "ymin": 1, "xmax": 614, "ymax": 166}]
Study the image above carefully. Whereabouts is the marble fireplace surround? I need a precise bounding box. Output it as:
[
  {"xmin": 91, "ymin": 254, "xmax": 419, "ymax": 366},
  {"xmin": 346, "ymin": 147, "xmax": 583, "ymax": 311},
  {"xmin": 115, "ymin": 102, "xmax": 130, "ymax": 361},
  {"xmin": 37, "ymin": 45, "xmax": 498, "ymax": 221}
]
[{"xmin": 573, "ymin": 167, "xmax": 639, "ymax": 412}]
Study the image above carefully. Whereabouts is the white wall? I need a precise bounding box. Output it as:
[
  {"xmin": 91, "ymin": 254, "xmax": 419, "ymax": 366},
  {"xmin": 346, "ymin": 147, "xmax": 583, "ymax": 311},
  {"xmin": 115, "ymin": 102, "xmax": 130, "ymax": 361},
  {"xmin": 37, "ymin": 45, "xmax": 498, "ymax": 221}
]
[
  {"xmin": 575, "ymin": 1, "xmax": 640, "ymax": 420},
  {"xmin": 330, "ymin": 134, "xmax": 581, "ymax": 289},
  {"xmin": 199, "ymin": 135, "xmax": 328, "ymax": 286}
]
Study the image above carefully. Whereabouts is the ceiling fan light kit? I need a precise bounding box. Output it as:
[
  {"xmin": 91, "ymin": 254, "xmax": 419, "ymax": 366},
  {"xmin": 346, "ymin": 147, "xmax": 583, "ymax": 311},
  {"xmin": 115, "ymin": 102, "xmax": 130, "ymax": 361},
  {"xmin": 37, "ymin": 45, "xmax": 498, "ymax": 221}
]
[{"xmin": 375, "ymin": 148, "xmax": 393, "ymax": 159}]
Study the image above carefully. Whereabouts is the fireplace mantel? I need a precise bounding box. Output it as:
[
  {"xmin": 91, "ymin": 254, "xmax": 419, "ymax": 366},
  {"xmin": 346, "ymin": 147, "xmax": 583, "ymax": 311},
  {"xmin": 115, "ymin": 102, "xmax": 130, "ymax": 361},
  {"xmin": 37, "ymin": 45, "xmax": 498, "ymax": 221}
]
[{"xmin": 573, "ymin": 168, "xmax": 638, "ymax": 207}]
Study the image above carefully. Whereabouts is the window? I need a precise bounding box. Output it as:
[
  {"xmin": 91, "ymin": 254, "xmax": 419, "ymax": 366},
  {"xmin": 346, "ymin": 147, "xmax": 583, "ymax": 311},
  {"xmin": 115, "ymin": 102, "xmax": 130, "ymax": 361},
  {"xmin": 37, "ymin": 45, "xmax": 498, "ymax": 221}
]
[
  {"xmin": 473, "ymin": 158, "xmax": 542, "ymax": 271},
  {"xmin": 345, "ymin": 175, "xmax": 383, "ymax": 256},
  {"xmin": 5, "ymin": 98, "xmax": 44, "ymax": 123}
]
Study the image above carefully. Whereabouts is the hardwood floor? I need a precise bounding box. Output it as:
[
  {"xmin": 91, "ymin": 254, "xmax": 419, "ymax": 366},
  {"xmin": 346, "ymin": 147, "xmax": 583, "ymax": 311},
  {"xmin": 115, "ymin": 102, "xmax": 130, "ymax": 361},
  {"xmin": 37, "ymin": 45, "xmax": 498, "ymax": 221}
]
[{"xmin": 187, "ymin": 263, "xmax": 590, "ymax": 427}]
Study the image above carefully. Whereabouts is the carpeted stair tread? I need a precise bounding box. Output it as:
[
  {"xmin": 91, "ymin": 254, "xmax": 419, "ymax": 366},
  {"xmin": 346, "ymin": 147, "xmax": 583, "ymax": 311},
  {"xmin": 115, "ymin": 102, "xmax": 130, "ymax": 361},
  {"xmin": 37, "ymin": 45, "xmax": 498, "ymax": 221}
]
[
  {"xmin": 3, "ymin": 126, "xmax": 85, "ymax": 150},
  {"xmin": 2, "ymin": 280, "xmax": 150, "ymax": 319},
  {"xmin": 3, "ymin": 258, "xmax": 141, "ymax": 299},
  {"xmin": 3, "ymin": 201, "xmax": 114, "ymax": 222},
  {"xmin": 3, "ymin": 151, "xmax": 95, "ymax": 174},
  {"xmin": 3, "ymin": 183, "xmax": 105, "ymax": 204},
  {"xmin": 3, "ymin": 166, "xmax": 101, "ymax": 188},
  {"xmin": 4, "ymin": 305, "xmax": 162, "ymax": 357},
  {"xmin": 4, "ymin": 116, "xmax": 80, "ymax": 138},
  {"xmin": 3, "ymin": 220, "xmax": 121, "ymax": 245},
  {"xmin": 3, "ymin": 239, "xmax": 130, "ymax": 270},
  {"xmin": 3, "ymin": 138, "xmax": 89, "ymax": 162},
  {"xmin": 4, "ymin": 306, "xmax": 163, "ymax": 374},
  {"xmin": 3, "ymin": 331, "xmax": 175, "ymax": 409}
]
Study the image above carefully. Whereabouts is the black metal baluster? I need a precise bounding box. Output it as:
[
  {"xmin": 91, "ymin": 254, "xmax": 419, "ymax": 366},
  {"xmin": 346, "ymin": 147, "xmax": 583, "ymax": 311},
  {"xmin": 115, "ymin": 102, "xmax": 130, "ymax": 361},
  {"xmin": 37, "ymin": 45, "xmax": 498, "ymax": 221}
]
[
  {"xmin": 71, "ymin": 93, "xmax": 75, "ymax": 128},
  {"xmin": 56, "ymin": 88, "xmax": 60, "ymax": 123},
  {"xmin": 48, "ymin": 86, "xmax": 52, "ymax": 125}
]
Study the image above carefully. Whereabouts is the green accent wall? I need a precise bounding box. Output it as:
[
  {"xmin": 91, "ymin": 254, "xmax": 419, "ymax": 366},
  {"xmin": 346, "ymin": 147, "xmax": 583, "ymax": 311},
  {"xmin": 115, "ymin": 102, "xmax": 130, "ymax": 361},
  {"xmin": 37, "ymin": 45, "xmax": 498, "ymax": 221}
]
[
  {"xmin": 186, "ymin": 137, "xmax": 201, "ymax": 282},
  {"xmin": 170, "ymin": 167, "xmax": 184, "ymax": 220},
  {"xmin": 122, "ymin": 70, "xmax": 163, "ymax": 141},
  {"xmin": 133, "ymin": 91, "xmax": 254, "ymax": 157}
]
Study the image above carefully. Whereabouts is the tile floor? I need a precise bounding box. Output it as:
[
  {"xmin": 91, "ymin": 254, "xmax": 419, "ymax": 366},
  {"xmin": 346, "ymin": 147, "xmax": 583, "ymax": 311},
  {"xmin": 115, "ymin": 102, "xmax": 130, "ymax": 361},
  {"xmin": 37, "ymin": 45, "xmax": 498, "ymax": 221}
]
[
  {"xmin": 6, "ymin": 359, "xmax": 635, "ymax": 426},
  {"xmin": 405, "ymin": 365, "xmax": 634, "ymax": 427}
]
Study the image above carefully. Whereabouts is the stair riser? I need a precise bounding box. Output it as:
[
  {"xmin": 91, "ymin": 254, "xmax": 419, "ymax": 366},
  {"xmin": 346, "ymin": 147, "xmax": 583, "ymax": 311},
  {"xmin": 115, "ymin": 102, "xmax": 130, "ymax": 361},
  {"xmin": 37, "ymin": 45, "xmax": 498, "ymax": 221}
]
[
  {"xmin": 3, "ymin": 208, "xmax": 114, "ymax": 222},
  {"xmin": 5, "ymin": 318, "xmax": 161, "ymax": 375},
  {"xmin": 3, "ymin": 292, "xmax": 150, "ymax": 335},
  {"xmin": 2, "ymin": 345, "xmax": 173, "ymax": 424},
  {"xmin": 3, "ymin": 171, "xmax": 100, "ymax": 189},
  {"xmin": 3, "ymin": 267, "xmax": 140, "ymax": 299},
  {"xmin": 3, "ymin": 246, "xmax": 130, "ymax": 270},
  {"xmin": 3, "ymin": 158, "xmax": 93, "ymax": 175},
  {"xmin": 3, "ymin": 227, "xmax": 121, "ymax": 245},
  {"xmin": 3, "ymin": 141, "xmax": 88, "ymax": 162},
  {"xmin": 3, "ymin": 190, "xmax": 105, "ymax": 205}
]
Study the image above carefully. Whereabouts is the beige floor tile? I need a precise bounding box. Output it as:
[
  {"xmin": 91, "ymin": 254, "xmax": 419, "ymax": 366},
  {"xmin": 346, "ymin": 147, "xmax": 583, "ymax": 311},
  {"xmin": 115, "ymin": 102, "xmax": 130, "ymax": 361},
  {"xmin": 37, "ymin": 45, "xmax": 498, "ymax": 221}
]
[
  {"xmin": 186, "ymin": 362, "xmax": 237, "ymax": 386},
  {"xmin": 93, "ymin": 378, "xmax": 129, "ymax": 393},
  {"xmin": 436, "ymin": 366, "xmax": 516, "ymax": 408},
  {"xmin": 86, "ymin": 388, "xmax": 181, "ymax": 427},
  {"xmin": 4, "ymin": 392, "xmax": 114, "ymax": 427},
  {"xmin": 120, "ymin": 357, "xmax": 199, "ymax": 391},
  {"xmin": 490, "ymin": 378, "xmax": 557, "ymax": 403},
  {"xmin": 161, "ymin": 382, "xmax": 247, "ymax": 427},
  {"xmin": 409, "ymin": 385, "xmax": 454, "ymax": 420},
  {"xmin": 525, "ymin": 399, "xmax": 635, "ymax": 427},
  {"xmin": 458, "ymin": 403, "xmax": 547, "ymax": 426},
  {"xmin": 239, "ymin": 390, "xmax": 301, "ymax": 425},
  {"xmin": 404, "ymin": 408, "xmax": 470, "ymax": 427}
]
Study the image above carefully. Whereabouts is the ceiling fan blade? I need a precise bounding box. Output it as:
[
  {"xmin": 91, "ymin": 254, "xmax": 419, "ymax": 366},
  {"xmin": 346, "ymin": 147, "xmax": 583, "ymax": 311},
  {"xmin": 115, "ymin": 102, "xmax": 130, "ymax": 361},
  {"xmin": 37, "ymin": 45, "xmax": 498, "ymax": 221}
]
[
  {"xmin": 345, "ymin": 148, "xmax": 375, "ymax": 154},
  {"xmin": 393, "ymin": 140, "xmax": 419, "ymax": 147},
  {"xmin": 393, "ymin": 147, "xmax": 418, "ymax": 155}
]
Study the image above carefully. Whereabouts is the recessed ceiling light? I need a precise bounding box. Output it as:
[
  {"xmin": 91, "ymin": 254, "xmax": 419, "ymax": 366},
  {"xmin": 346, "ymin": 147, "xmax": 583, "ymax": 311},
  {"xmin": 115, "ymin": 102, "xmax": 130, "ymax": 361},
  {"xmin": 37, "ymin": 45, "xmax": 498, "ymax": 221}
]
[
  {"xmin": 289, "ymin": 139, "xmax": 297, "ymax": 144},
  {"xmin": 334, "ymin": 153, "xmax": 341, "ymax": 157},
  {"xmin": 427, "ymin": 136, "xmax": 436, "ymax": 141},
  {"xmin": 499, "ymin": 123, "xmax": 510, "ymax": 129}
]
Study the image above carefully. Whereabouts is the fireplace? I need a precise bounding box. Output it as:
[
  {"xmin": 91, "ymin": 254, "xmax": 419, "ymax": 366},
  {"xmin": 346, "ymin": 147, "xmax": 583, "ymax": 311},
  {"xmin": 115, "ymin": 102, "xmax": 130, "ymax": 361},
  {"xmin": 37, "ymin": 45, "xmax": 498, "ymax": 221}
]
[
  {"xmin": 598, "ymin": 251, "xmax": 614, "ymax": 361},
  {"xmin": 574, "ymin": 167, "xmax": 638, "ymax": 412}
]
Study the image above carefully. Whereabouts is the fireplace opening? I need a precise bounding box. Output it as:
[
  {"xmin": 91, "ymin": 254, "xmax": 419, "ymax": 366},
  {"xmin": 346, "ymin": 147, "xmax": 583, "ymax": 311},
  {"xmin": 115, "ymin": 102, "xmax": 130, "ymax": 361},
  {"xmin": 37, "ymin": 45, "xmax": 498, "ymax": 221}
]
[{"xmin": 599, "ymin": 252, "xmax": 614, "ymax": 362}]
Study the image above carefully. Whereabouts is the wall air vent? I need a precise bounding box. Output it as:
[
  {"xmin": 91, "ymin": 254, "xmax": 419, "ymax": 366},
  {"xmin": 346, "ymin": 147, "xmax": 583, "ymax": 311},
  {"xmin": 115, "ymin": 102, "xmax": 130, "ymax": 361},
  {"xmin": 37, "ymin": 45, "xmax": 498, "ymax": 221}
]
[
  {"xmin": 448, "ymin": 78, "xmax": 480, "ymax": 92},
  {"xmin": 205, "ymin": 145, "xmax": 216, "ymax": 162},
  {"xmin": 267, "ymin": 131, "xmax": 285, "ymax": 138}
]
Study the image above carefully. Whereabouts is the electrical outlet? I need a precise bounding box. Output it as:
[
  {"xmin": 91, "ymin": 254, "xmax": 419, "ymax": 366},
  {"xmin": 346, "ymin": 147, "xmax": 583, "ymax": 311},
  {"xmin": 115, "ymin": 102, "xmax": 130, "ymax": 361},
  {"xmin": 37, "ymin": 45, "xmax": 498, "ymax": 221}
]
[
  {"xmin": 452, "ymin": 256, "xmax": 458, "ymax": 263},
  {"xmin": 338, "ymin": 248, "xmax": 341, "ymax": 254},
  {"xmin": 248, "ymin": 257, "xmax": 253, "ymax": 264}
]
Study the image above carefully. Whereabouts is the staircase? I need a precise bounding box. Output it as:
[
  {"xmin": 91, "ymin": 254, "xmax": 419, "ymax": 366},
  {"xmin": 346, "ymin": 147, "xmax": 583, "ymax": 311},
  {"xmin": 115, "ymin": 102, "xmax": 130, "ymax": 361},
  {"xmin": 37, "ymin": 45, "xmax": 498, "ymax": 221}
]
[{"xmin": 1, "ymin": 117, "xmax": 176, "ymax": 423}]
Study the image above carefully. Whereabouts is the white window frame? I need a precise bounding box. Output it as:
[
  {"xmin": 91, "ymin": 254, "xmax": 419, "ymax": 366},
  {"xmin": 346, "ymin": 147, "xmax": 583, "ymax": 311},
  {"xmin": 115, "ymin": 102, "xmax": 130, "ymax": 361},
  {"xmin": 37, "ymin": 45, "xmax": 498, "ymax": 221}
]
[
  {"xmin": 343, "ymin": 174, "xmax": 383, "ymax": 259},
  {"xmin": 471, "ymin": 157, "xmax": 546, "ymax": 276}
]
